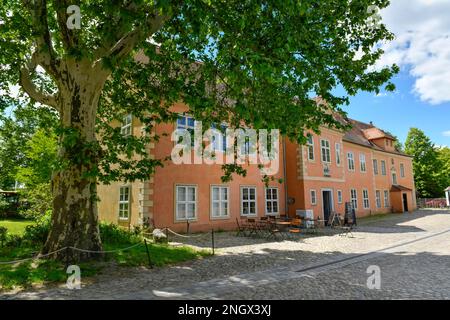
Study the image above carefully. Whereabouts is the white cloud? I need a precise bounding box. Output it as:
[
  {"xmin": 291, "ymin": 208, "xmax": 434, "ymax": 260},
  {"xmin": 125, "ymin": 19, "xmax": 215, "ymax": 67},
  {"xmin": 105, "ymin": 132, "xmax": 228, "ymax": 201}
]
[
  {"xmin": 376, "ymin": 0, "xmax": 450, "ymax": 105},
  {"xmin": 443, "ymin": 131, "xmax": 450, "ymax": 137}
]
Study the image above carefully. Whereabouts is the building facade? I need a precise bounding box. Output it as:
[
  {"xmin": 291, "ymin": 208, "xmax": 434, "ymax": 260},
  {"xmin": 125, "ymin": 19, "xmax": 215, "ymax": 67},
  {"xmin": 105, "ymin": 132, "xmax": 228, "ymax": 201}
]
[
  {"xmin": 97, "ymin": 104, "xmax": 416, "ymax": 232},
  {"xmin": 97, "ymin": 103, "xmax": 287, "ymax": 232},
  {"xmin": 285, "ymin": 118, "xmax": 416, "ymax": 222}
]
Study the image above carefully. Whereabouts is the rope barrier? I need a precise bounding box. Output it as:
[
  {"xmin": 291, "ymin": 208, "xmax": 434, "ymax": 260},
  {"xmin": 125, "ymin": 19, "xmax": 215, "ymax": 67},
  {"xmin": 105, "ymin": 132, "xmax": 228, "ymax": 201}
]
[
  {"xmin": 165, "ymin": 228, "xmax": 210, "ymax": 239},
  {"xmin": 68, "ymin": 242, "xmax": 143, "ymax": 254},
  {"xmin": 0, "ymin": 229, "xmax": 215, "ymax": 265},
  {"xmin": 0, "ymin": 241, "xmax": 143, "ymax": 265},
  {"xmin": 0, "ymin": 247, "xmax": 68, "ymax": 265}
]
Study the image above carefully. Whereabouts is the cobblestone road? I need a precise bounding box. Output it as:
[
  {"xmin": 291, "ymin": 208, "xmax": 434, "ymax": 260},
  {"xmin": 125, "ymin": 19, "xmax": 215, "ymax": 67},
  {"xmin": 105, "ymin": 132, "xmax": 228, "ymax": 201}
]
[{"xmin": 3, "ymin": 209, "xmax": 450, "ymax": 300}]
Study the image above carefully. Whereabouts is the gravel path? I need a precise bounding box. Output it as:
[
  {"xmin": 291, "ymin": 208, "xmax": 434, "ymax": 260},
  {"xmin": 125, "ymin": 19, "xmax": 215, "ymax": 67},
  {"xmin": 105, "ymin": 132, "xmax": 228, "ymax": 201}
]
[{"xmin": 2, "ymin": 209, "xmax": 450, "ymax": 300}]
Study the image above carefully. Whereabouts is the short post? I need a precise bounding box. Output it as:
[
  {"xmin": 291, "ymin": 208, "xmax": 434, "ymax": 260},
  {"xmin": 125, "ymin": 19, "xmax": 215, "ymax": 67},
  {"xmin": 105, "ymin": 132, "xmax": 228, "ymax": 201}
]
[
  {"xmin": 165, "ymin": 227, "xmax": 169, "ymax": 243},
  {"xmin": 186, "ymin": 219, "xmax": 190, "ymax": 234},
  {"xmin": 144, "ymin": 239, "xmax": 153, "ymax": 268},
  {"xmin": 211, "ymin": 229, "xmax": 215, "ymax": 255}
]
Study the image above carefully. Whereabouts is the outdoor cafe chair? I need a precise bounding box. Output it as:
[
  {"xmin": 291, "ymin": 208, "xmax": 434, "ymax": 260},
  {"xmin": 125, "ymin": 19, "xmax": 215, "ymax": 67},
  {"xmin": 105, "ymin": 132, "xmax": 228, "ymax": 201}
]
[
  {"xmin": 235, "ymin": 218, "xmax": 248, "ymax": 237},
  {"xmin": 286, "ymin": 218, "xmax": 302, "ymax": 239},
  {"xmin": 245, "ymin": 218, "xmax": 260, "ymax": 237},
  {"xmin": 266, "ymin": 220, "xmax": 285, "ymax": 240}
]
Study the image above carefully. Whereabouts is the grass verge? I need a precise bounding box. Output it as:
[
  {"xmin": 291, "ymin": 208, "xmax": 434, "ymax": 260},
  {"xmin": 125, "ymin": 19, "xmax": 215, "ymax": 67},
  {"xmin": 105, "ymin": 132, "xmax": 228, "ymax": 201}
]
[
  {"xmin": 0, "ymin": 240, "xmax": 211, "ymax": 291},
  {"xmin": 0, "ymin": 219, "xmax": 34, "ymax": 235}
]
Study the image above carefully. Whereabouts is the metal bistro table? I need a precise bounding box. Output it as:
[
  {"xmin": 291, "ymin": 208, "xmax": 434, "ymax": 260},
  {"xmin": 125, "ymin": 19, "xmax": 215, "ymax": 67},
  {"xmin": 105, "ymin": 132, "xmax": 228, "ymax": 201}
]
[{"xmin": 274, "ymin": 220, "xmax": 292, "ymax": 231}]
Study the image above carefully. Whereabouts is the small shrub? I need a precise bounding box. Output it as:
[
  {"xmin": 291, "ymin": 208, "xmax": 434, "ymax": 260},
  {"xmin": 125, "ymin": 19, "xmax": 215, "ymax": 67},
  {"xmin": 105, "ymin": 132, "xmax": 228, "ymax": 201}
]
[
  {"xmin": 18, "ymin": 183, "xmax": 52, "ymax": 220},
  {"xmin": 22, "ymin": 210, "xmax": 51, "ymax": 245},
  {"xmin": 0, "ymin": 199, "xmax": 11, "ymax": 218},
  {"xmin": 0, "ymin": 226, "xmax": 7, "ymax": 247},
  {"xmin": 99, "ymin": 222, "xmax": 141, "ymax": 244},
  {"xmin": 5, "ymin": 234, "xmax": 23, "ymax": 247}
]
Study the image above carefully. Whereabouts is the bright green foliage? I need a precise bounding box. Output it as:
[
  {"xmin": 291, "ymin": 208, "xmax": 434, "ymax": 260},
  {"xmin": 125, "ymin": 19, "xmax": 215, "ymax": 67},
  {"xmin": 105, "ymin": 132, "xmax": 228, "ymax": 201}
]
[
  {"xmin": 0, "ymin": 104, "xmax": 58, "ymax": 190},
  {"xmin": 15, "ymin": 129, "xmax": 58, "ymax": 187},
  {"xmin": 18, "ymin": 183, "xmax": 53, "ymax": 219},
  {"xmin": 404, "ymin": 128, "xmax": 446, "ymax": 198},
  {"xmin": 437, "ymin": 147, "xmax": 450, "ymax": 191}
]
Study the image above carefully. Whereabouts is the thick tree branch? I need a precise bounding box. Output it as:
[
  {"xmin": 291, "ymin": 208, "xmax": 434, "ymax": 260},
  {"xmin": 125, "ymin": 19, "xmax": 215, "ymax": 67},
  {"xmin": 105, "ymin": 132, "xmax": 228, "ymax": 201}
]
[
  {"xmin": 54, "ymin": 0, "xmax": 80, "ymax": 50},
  {"xmin": 95, "ymin": 10, "xmax": 170, "ymax": 64},
  {"xmin": 19, "ymin": 54, "xmax": 59, "ymax": 111},
  {"xmin": 21, "ymin": 0, "xmax": 60, "ymax": 78}
]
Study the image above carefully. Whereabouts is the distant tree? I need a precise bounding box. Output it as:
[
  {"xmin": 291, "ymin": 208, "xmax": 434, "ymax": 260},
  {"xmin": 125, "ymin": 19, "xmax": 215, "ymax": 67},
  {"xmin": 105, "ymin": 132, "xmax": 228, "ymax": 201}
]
[
  {"xmin": 15, "ymin": 128, "xmax": 58, "ymax": 187},
  {"xmin": 404, "ymin": 128, "xmax": 445, "ymax": 198},
  {"xmin": 437, "ymin": 147, "xmax": 450, "ymax": 190},
  {"xmin": 0, "ymin": 104, "xmax": 57, "ymax": 190}
]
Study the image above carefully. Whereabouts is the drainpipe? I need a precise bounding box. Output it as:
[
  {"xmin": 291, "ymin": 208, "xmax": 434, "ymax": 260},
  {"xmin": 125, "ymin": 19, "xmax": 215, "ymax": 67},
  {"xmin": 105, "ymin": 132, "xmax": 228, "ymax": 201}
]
[{"xmin": 282, "ymin": 137, "xmax": 289, "ymax": 217}]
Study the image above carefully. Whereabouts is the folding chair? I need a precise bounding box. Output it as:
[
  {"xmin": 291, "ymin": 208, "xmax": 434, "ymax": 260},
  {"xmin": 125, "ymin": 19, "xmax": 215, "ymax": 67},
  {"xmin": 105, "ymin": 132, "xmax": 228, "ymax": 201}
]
[{"xmin": 235, "ymin": 218, "xmax": 248, "ymax": 237}]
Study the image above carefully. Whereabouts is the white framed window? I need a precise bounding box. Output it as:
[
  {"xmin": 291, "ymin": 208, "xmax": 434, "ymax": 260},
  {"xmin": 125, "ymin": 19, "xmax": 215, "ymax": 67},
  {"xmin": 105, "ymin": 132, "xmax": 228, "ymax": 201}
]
[
  {"xmin": 210, "ymin": 124, "xmax": 227, "ymax": 152},
  {"xmin": 310, "ymin": 189, "xmax": 317, "ymax": 205},
  {"xmin": 392, "ymin": 172, "xmax": 398, "ymax": 185},
  {"xmin": 265, "ymin": 187, "xmax": 279, "ymax": 215},
  {"xmin": 337, "ymin": 190, "xmax": 343, "ymax": 204},
  {"xmin": 400, "ymin": 163, "xmax": 405, "ymax": 178},
  {"xmin": 242, "ymin": 136, "xmax": 251, "ymax": 155},
  {"xmin": 373, "ymin": 159, "xmax": 379, "ymax": 175},
  {"xmin": 384, "ymin": 190, "xmax": 390, "ymax": 207},
  {"xmin": 362, "ymin": 189, "xmax": 370, "ymax": 209},
  {"xmin": 121, "ymin": 114, "xmax": 132, "ymax": 136},
  {"xmin": 176, "ymin": 185, "xmax": 197, "ymax": 221},
  {"xmin": 177, "ymin": 114, "xmax": 196, "ymax": 146},
  {"xmin": 350, "ymin": 189, "xmax": 358, "ymax": 209},
  {"xmin": 119, "ymin": 186, "xmax": 131, "ymax": 220},
  {"xmin": 376, "ymin": 190, "xmax": 382, "ymax": 208},
  {"xmin": 347, "ymin": 152, "xmax": 355, "ymax": 171},
  {"xmin": 211, "ymin": 186, "xmax": 229, "ymax": 218},
  {"xmin": 241, "ymin": 186, "xmax": 257, "ymax": 216},
  {"xmin": 306, "ymin": 134, "xmax": 315, "ymax": 161},
  {"xmin": 381, "ymin": 160, "xmax": 386, "ymax": 176},
  {"xmin": 335, "ymin": 143, "xmax": 341, "ymax": 165},
  {"xmin": 320, "ymin": 139, "xmax": 331, "ymax": 163},
  {"xmin": 360, "ymin": 154, "xmax": 367, "ymax": 172}
]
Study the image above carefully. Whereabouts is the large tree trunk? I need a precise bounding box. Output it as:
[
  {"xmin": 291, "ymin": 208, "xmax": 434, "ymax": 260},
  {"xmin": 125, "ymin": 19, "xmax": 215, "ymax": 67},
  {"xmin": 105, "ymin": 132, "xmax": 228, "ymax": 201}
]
[{"xmin": 42, "ymin": 59, "xmax": 108, "ymax": 262}]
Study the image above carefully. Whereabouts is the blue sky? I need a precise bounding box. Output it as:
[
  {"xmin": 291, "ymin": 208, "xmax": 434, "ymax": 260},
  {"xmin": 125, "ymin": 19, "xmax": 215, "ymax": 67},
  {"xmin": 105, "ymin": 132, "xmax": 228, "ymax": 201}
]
[
  {"xmin": 344, "ymin": 67, "xmax": 450, "ymax": 147},
  {"xmin": 342, "ymin": 0, "xmax": 450, "ymax": 148}
]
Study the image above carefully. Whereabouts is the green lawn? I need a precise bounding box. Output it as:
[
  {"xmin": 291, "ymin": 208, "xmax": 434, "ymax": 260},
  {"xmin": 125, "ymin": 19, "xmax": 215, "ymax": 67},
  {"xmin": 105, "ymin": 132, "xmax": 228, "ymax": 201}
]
[
  {"xmin": 0, "ymin": 220, "xmax": 211, "ymax": 291},
  {"xmin": 0, "ymin": 219, "xmax": 34, "ymax": 235}
]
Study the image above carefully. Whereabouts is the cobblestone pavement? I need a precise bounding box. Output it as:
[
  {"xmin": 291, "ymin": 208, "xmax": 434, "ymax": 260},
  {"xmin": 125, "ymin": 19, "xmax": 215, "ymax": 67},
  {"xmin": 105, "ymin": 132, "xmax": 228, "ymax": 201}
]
[{"xmin": 3, "ymin": 209, "xmax": 450, "ymax": 300}]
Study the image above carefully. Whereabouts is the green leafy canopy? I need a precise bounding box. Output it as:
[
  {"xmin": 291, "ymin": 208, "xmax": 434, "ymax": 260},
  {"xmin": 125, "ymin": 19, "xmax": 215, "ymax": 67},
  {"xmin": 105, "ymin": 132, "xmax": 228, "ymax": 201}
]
[{"xmin": 0, "ymin": 0, "xmax": 398, "ymax": 183}]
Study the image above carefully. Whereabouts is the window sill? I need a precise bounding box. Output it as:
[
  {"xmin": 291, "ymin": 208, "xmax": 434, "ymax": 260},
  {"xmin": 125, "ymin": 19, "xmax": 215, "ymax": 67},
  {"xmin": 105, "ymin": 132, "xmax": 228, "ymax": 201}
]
[
  {"xmin": 174, "ymin": 219, "xmax": 198, "ymax": 223},
  {"xmin": 210, "ymin": 216, "xmax": 230, "ymax": 221}
]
